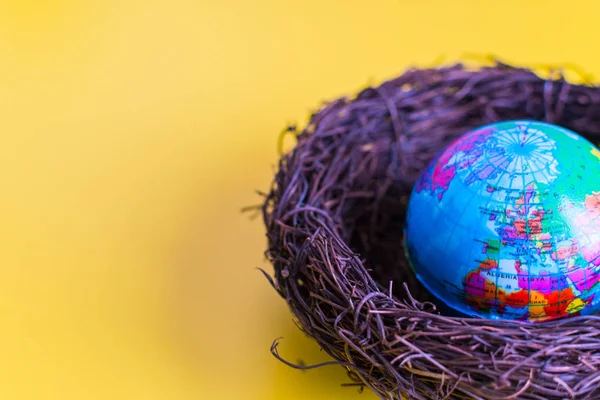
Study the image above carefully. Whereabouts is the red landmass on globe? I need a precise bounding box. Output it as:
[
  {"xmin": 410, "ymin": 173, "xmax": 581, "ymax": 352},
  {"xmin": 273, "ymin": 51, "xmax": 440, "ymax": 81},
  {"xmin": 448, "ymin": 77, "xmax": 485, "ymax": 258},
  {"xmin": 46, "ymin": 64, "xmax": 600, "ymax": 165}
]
[
  {"xmin": 415, "ymin": 127, "xmax": 493, "ymax": 200},
  {"xmin": 463, "ymin": 259, "xmax": 579, "ymax": 320}
]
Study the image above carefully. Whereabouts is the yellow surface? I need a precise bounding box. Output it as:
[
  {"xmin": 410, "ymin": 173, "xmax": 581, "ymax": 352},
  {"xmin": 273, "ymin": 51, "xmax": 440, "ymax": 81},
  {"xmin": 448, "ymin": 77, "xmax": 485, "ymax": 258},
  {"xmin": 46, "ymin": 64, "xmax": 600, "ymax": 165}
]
[{"xmin": 1, "ymin": 1, "xmax": 600, "ymax": 399}]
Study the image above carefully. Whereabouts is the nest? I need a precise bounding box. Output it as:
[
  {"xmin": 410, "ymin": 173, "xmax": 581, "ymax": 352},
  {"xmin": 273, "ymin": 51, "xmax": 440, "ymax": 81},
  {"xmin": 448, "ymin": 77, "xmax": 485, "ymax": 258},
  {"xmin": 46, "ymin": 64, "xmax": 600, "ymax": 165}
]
[{"xmin": 260, "ymin": 62, "xmax": 600, "ymax": 400}]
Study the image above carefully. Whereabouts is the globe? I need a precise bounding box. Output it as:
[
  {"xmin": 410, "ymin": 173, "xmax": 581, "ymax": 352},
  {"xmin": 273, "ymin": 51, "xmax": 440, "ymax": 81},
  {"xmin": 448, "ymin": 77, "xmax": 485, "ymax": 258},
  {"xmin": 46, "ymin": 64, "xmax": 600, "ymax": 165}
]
[{"xmin": 403, "ymin": 120, "xmax": 600, "ymax": 322}]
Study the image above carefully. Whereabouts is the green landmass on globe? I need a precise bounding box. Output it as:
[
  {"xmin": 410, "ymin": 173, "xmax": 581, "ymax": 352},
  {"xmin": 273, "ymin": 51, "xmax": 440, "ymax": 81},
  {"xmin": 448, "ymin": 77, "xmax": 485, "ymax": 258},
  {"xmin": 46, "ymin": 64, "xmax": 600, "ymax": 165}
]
[{"xmin": 403, "ymin": 120, "xmax": 600, "ymax": 322}]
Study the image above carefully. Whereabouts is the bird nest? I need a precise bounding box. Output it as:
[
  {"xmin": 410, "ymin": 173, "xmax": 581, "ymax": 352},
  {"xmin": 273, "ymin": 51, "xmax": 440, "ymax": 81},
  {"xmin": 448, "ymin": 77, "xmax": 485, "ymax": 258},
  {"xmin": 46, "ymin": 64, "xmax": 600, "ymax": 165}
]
[{"xmin": 260, "ymin": 62, "xmax": 600, "ymax": 399}]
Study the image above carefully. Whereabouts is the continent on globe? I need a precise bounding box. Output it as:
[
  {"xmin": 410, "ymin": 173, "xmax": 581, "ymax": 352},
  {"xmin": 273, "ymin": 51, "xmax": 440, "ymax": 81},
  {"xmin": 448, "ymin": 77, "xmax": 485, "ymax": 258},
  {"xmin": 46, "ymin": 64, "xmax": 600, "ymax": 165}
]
[{"xmin": 403, "ymin": 120, "xmax": 600, "ymax": 322}]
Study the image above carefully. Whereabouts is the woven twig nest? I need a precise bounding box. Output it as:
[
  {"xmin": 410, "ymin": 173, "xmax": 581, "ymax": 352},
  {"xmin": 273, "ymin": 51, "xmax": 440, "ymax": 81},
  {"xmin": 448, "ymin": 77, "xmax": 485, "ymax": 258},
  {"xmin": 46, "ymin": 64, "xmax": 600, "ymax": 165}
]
[{"xmin": 260, "ymin": 62, "xmax": 600, "ymax": 400}]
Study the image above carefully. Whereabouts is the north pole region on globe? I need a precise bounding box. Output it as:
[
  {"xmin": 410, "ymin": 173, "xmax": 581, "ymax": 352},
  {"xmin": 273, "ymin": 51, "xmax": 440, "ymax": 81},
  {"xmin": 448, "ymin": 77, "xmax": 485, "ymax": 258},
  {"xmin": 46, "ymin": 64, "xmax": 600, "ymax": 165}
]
[{"xmin": 403, "ymin": 120, "xmax": 600, "ymax": 322}]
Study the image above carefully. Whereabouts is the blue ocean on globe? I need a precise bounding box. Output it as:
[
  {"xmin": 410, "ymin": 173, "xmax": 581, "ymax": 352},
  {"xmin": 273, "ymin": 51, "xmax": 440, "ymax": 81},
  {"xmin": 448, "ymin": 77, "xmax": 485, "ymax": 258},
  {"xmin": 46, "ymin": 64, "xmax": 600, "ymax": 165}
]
[{"xmin": 403, "ymin": 120, "xmax": 600, "ymax": 322}]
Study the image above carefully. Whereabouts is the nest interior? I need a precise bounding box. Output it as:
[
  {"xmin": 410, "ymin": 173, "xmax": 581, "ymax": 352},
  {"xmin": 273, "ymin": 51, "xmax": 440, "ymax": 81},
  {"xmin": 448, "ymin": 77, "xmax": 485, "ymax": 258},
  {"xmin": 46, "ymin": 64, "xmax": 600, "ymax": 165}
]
[{"xmin": 261, "ymin": 62, "xmax": 600, "ymax": 400}]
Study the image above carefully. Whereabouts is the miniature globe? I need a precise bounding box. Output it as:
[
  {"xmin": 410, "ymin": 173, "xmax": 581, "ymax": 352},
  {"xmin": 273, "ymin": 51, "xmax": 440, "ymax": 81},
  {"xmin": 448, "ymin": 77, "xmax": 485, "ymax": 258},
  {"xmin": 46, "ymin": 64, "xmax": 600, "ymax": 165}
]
[{"xmin": 403, "ymin": 120, "xmax": 600, "ymax": 322}]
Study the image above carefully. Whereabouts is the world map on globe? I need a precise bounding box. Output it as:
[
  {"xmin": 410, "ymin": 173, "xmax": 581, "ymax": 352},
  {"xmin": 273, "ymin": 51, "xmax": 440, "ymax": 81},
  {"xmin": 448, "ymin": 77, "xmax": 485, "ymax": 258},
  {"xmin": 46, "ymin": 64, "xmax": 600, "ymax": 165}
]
[{"xmin": 403, "ymin": 120, "xmax": 600, "ymax": 322}]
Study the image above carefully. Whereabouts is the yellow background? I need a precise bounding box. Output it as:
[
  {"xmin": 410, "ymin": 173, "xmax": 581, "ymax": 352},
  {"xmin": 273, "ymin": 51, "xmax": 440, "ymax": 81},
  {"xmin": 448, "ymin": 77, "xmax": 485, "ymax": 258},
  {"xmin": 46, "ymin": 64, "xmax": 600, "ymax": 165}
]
[{"xmin": 1, "ymin": 1, "xmax": 598, "ymax": 399}]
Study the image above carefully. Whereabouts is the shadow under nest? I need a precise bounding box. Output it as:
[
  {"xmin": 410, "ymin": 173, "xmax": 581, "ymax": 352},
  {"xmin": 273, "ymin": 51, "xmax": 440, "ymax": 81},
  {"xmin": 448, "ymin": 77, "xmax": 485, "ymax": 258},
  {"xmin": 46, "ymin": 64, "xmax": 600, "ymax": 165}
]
[{"xmin": 261, "ymin": 62, "xmax": 600, "ymax": 400}]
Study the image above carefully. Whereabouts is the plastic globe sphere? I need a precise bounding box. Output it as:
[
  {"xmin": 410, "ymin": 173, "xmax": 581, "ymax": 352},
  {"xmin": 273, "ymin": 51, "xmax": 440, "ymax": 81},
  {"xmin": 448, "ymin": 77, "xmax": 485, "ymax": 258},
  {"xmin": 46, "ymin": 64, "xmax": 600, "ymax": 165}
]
[{"xmin": 403, "ymin": 120, "xmax": 600, "ymax": 322}]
